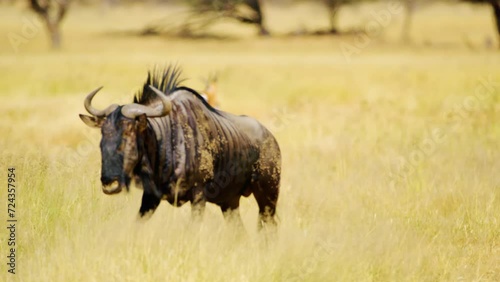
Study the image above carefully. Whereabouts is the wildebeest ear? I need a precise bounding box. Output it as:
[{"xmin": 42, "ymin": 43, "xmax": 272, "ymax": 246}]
[
  {"xmin": 137, "ymin": 114, "xmax": 148, "ymax": 132},
  {"xmin": 79, "ymin": 114, "xmax": 104, "ymax": 128}
]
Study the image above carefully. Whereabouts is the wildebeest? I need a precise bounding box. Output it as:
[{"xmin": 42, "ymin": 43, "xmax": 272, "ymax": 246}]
[{"xmin": 79, "ymin": 66, "xmax": 281, "ymax": 228}]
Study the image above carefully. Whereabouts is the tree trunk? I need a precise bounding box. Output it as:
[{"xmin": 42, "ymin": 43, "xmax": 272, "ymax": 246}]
[
  {"xmin": 401, "ymin": 0, "xmax": 415, "ymax": 43},
  {"xmin": 325, "ymin": 0, "xmax": 341, "ymax": 33},
  {"xmin": 491, "ymin": 0, "xmax": 500, "ymax": 48},
  {"xmin": 29, "ymin": 0, "xmax": 68, "ymax": 50},
  {"xmin": 47, "ymin": 21, "xmax": 61, "ymax": 49},
  {"xmin": 246, "ymin": 0, "xmax": 269, "ymax": 36},
  {"xmin": 258, "ymin": 25, "xmax": 269, "ymax": 36}
]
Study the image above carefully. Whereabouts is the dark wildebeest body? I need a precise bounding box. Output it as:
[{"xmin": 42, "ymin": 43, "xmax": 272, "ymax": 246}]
[{"xmin": 80, "ymin": 67, "xmax": 281, "ymax": 228}]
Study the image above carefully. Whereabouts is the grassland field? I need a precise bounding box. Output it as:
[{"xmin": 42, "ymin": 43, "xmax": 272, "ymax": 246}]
[{"xmin": 0, "ymin": 1, "xmax": 499, "ymax": 281}]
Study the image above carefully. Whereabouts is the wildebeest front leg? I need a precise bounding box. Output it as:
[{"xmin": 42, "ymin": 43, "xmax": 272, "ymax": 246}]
[
  {"xmin": 138, "ymin": 175, "xmax": 161, "ymax": 218},
  {"xmin": 139, "ymin": 191, "xmax": 161, "ymax": 218},
  {"xmin": 190, "ymin": 186, "xmax": 206, "ymax": 221},
  {"xmin": 137, "ymin": 156, "xmax": 162, "ymax": 218}
]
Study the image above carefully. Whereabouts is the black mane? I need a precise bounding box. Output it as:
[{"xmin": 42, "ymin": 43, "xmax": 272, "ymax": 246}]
[
  {"xmin": 134, "ymin": 65, "xmax": 184, "ymax": 106},
  {"xmin": 134, "ymin": 65, "xmax": 220, "ymax": 114},
  {"xmin": 175, "ymin": 86, "xmax": 221, "ymax": 115}
]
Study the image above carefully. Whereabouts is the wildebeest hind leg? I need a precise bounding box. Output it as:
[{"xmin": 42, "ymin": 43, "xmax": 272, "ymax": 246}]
[
  {"xmin": 252, "ymin": 180, "xmax": 279, "ymax": 230},
  {"xmin": 138, "ymin": 191, "xmax": 161, "ymax": 219},
  {"xmin": 220, "ymin": 197, "xmax": 245, "ymax": 230}
]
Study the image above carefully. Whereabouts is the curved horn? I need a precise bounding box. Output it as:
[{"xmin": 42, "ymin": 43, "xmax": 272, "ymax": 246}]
[
  {"xmin": 121, "ymin": 85, "xmax": 172, "ymax": 118},
  {"xmin": 84, "ymin": 86, "xmax": 119, "ymax": 117}
]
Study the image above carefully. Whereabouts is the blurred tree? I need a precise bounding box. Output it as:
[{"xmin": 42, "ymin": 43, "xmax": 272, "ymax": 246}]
[
  {"xmin": 400, "ymin": 0, "xmax": 433, "ymax": 43},
  {"xmin": 400, "ymin": 0, "xmax": 500, "ymax": 46},
  {"xmin": 189, "ymin": 0, "xmax": 269, "ymax": 35},
  {"xmin": 28, "ymin": 0, "xmax": 70, "ymax": 49},
  {"xmin": 462, "ymin": 0, "xmax": 500, "ymax": 46},
  {"xmin": 292, "ymin": 0, "xmax": 370, "ymax": 34},
  {"xmin": 401, "ymin": 0, "xmax": 415, "ymax": 43},
  {"xmin": 323, "ymin": 0, "xmax": 351, "ymax": 33}
]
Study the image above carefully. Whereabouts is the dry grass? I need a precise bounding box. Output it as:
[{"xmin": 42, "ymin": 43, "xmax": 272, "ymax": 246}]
[{"xmin": 0, "ymin": 1, "xmax": 499, "ymax": 281}]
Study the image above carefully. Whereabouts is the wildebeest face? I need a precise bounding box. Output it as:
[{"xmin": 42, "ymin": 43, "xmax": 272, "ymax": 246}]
[
  {"xmin": 81, "ymin": 109, "xmax": 147, "ymax": 195},
  {"xmin": 98, "ymin": 110, "xmax": 147, "ymax": 194},
  {"xmin": 79, "ymin": 85, "xmax": 171, "ymax": 195}
]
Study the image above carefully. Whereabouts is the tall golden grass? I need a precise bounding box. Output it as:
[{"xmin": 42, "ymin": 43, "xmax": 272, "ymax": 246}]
[{"xmin": 0, "ymin": 2, "xmax": 499, "ymax": 281}]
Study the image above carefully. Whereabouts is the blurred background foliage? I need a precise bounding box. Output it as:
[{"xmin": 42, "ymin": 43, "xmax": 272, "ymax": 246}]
[{"xmin": 3, "ymin": 0, "xmax": 499, "ymax": 49}]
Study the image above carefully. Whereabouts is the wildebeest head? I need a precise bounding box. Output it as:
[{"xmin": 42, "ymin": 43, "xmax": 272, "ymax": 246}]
[{"xmin": 79, "ymin": 86, "xmax": 171, "ymax": 195}]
